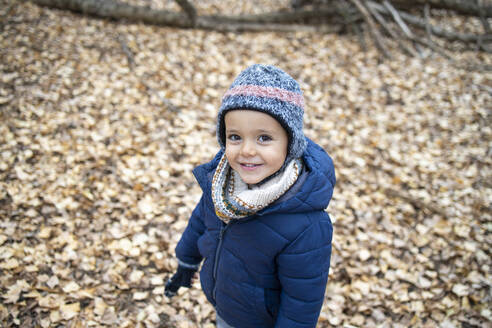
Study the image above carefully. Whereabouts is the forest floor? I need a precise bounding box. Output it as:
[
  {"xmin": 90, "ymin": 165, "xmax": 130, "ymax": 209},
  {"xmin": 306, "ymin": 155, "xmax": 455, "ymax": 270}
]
[{"xmin": 0, "ymin": 0, "xmax": 491, "ymax": 327}]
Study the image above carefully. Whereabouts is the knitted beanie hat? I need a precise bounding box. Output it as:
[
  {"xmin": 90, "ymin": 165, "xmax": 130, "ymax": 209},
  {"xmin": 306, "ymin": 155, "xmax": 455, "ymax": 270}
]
[{"xmin": 217, "ymin": 64, "xmax": 307, "ymax": 164}]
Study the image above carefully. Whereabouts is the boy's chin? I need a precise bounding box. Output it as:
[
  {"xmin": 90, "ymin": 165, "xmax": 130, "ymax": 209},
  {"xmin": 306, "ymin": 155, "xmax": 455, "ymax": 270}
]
[
  {"xmin": 238, "ymin": 174, "xmax": 262, "ymax": 185},
  {"xmin": 236, "ymin": 171, "xmax": 267, "ymax": 185}
]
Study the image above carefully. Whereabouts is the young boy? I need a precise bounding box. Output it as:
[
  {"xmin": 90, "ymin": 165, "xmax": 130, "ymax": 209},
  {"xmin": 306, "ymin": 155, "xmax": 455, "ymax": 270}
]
[{"xmin": 165, "ymin": 64, "xmax": 336, "ymax": 328}]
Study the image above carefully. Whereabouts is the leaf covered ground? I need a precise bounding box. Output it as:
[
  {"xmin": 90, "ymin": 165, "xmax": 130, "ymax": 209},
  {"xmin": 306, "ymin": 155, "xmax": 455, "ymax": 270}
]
[{"xmin": 0, "ymin": 0, "xmax": 491, "ymax": 327}]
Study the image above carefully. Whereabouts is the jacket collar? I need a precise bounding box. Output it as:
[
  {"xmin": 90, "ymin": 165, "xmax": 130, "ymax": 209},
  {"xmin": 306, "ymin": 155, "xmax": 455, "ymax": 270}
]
[{"xmin": 193, "ymin": 138, "xmax": 336, "ymax": 215}]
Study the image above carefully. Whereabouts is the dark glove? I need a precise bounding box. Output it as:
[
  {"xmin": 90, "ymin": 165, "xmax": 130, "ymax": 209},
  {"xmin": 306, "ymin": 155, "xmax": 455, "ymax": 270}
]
[{"xmin": 165, "ymin": 265, "xmax": 196, "ymax": 298}]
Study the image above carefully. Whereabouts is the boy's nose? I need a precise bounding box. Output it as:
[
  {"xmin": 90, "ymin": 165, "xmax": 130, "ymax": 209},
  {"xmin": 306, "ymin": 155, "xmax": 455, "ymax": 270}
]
[{"xmin": 240, "ymin": 140, "xmax": 256, "ymax": 157}]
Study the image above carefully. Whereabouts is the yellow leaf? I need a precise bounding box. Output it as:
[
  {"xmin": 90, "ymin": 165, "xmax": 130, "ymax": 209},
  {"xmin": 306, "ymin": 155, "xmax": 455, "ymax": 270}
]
[
  {"xmin": 38, "ymin": 227, "xmax": 52, "ymax": 239},
  {"xmin": 0, "ymin": 258, "xmax": 19, "ymax": 270},
  {"xmin": 50, "ymin": 310, "xmax": 61, "ymax": 323},
  {"xmin": 3, "ymin": 284, "xmax": 22, "ymax": 304},
  {"xmin": 62, "ymin": 281, "xmax": 81, "ymax": 293},
  {"xmin": 133, "ymin": 291, "xmax": 148, "ymax": 301},
  {"xmin": 38, "ymin": 295, "xmax": 61, "ymax": 309},
  {"xmin": 60, "ymin": 302, "xmax": 80, "ymax": 320},
  {"xmin": 94, "ymin": 298, "xmax": 107, "ymax": 317}
]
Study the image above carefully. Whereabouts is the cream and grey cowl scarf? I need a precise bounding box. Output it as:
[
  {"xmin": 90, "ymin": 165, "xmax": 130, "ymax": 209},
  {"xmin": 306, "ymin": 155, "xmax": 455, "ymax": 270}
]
[{"xmin": 211, "ymin": 154, "xmax": 303, "ymax": 224}]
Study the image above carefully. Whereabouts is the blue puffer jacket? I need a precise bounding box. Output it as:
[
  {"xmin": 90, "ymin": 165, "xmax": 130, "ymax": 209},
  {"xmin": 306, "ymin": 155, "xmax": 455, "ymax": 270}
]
[{"xmin": 175, "ymin": 138, "xmax": 336, "ymax": 328}]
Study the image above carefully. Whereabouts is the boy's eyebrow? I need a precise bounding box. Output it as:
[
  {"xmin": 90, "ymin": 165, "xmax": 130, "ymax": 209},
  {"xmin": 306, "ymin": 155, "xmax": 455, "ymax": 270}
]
[
  {"xmin": 225, "ymin": 128, "xmax": 274, "ymax": 134},
  {"xmin": 256, "ymin": 129, "xmax": 274, "ymax": 134}
]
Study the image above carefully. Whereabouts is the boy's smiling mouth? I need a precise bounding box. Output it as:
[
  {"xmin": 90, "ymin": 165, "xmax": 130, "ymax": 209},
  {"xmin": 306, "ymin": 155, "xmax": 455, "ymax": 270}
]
[{"xmin": 240, "ymin": 163, "xmax": 262, "ymax": 170}]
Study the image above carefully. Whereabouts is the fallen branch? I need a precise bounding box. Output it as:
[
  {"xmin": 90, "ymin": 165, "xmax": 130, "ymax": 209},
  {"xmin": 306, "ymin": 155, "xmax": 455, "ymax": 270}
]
[
  {"xmin": 29, "ymin": 0, "xmax": 346, "ymax": 32},
  {"xmin": 207, "ymin": 7, "xmax": 345, "ymax": 24},
  {"xmin": 30, "ymin": 0, "xmax": 492, "ymax": 43},
  {"xmin": 201, "ymin": 21, "xmax": 341, "ymax": 33},
  {"xmin": 29, "ymin": 0, "xmax": 492, "ymax": 60},
  {"xmin": 32, "ymin": 0, "xmax": 187, "ymax": 26},
  {"xmin": 174, "ymin": 0, "xmax": 196, "ymax": 26}
]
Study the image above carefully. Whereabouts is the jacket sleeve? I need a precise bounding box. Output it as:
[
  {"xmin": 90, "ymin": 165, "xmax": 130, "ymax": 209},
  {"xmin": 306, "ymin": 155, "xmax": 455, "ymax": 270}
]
[
  {"xmin": 175, "ymin": 194, "xmax": 207, "ymax": 266},
  {"xmin": 274, "ymin": 216, "xmax": 333, "ymax": 328}
]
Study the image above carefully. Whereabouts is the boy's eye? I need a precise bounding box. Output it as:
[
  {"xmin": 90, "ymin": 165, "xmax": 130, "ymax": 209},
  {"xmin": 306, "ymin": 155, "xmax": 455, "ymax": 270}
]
[
  {"xmin": 258, "ymin": 135, "xmax": 272, "ymax": 143},
  {"xmin": 227, "ymin": 134, "xmax": 241, "ymax": 141}
]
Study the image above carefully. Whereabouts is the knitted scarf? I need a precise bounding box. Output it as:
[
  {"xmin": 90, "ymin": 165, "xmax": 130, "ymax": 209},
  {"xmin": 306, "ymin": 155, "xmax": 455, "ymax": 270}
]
[{"xmin": 211, "ymin": 154, "xmax": 303, "ymax": 223}]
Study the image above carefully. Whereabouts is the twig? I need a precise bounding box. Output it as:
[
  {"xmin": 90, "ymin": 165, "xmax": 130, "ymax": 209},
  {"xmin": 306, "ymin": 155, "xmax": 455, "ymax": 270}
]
[
  {"xmin": 340, "ymin": 2, "xmax": 367, "ymax": 51},
  {"xmin": 476, "ymin": 84, "xmax": 492, "ymax": 95},
  {"xmin": 410, "ymin": 35, "xmax": 452, "ymax": 60},
  {"xmin": 475, "ymin": 0, "xmax": 492, "ymax": 52},
  {"xmin": 383, "ymin": 0, "xmax": 412, "ymax": 37},
  {"xmin": 413, "ymin": 35, "xmax": 492, "ymax": 70},
  {"xmin": 367, "ymin": 1, "xmax": 417, "ymax": 57},
  {"xmin": 348, "ymin": 0, "xmax": 391, "ymax": 58},
  {"xmin": 422, "ymin": 3, "xmax": 441, "ymax": 57},
  {"xmin": 384, "ymin": 188, "xmax": 450, "ymax": 218},
  {"xmin": 117, "ymin": 34, "xmax": 135, "ymax": 70},
  {"xmin": 454, "ymin": 61, "xmax": 492, "ymax": 72},
  {"xmin": 477, "ymin": 0, "xmax": 491, "ymax": 34},
  {"xmin": 423, "ymin": 4, "xmax": 433, "ymax": 41},
  {"xmin": 382, "ymin": 0, "xmax": 423, "ymax": 55},
  {"xmin": 370, "ymin": 1, "xmax": 492, "ymax": 44},
  {"xmin": 354, "ymin": 22, "xmax": 367, "ymax": 52},
  {"xmin": 139, "ymin": 79, "xmax": 181, "ymax": 112}
]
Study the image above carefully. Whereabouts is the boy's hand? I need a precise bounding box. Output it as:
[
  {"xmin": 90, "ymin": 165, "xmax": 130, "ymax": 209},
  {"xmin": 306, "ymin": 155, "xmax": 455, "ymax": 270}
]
[{"xmin": 164, "ymin": 265, "xmax": 197, "ymax": 298}]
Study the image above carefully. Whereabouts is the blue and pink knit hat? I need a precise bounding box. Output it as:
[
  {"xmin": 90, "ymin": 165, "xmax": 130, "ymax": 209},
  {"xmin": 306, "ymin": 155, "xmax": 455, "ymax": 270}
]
[{"xmin": 217, "ymin": 64, "xmax": 307, "ymax": 165}]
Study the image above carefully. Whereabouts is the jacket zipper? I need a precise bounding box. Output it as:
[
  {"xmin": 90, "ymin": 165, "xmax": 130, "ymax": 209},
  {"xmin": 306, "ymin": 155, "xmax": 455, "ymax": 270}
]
[{"xmin": 212, "ymin": 223, "xmax": 228, "ymax": 302}]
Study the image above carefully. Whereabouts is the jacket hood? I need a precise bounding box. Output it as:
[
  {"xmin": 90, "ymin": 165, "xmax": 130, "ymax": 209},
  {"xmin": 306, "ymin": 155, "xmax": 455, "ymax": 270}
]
[{"xmin": 193, "ymin": 138, "xmax": 336, "ymax": 215}]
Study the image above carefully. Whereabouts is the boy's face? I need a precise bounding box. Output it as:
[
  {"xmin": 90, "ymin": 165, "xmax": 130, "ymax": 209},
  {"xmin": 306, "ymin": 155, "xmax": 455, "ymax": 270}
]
[{"xmin": 224, "ymin": 110, "xmax": 288, "ymax": 185}]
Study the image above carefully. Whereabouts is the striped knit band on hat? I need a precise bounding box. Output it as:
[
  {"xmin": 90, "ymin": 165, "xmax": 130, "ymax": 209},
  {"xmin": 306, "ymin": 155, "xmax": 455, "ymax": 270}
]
[{"xmin": 217, "ymin": 64, "xmax": 307, "ymax": 165}]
